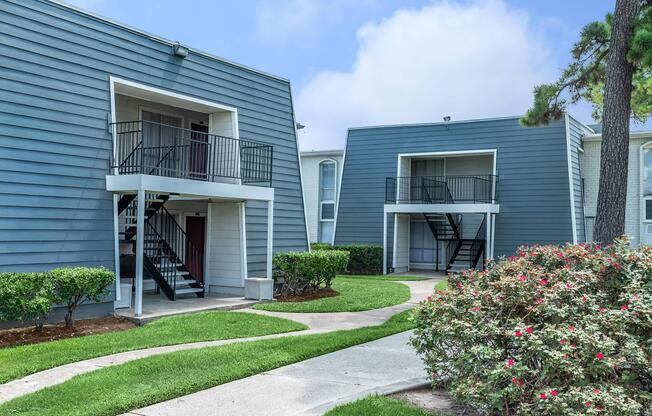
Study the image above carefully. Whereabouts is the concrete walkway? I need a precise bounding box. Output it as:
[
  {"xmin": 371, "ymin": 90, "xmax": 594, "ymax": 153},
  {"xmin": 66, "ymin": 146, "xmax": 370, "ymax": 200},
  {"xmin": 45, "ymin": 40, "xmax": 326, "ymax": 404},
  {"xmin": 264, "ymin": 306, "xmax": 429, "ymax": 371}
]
[
  {"xmin": 124, "ymin": 331, "xmax": 427, "ymax": 416},
  {"xmin": 0, "ymin": 278, "xmax": 437, "ymax": 405}
]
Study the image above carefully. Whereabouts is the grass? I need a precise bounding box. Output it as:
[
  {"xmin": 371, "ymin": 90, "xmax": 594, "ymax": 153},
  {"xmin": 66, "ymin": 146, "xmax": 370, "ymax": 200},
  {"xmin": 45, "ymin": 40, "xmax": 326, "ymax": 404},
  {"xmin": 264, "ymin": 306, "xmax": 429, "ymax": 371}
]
[
  {"xmin": 325, "ymin": 395, "xmax": 438, "ymax": 416},
  {"xmin": 0, "ymin": 311, "xmax": 307, "ymax": 384},
  {"xmin": 342, "ymin": 274, "xmax": 429, "ymax": 281},
  {"xmin": 253, "ymin": 277, "xmax": 411, "ymax": 313},
  {"xmin": 0, "ymin": 311, "xmax": 416, "ymax": 416},
  {"xmin": 434, "ymin": 279, "xmax": 448, "ymax": 291}
]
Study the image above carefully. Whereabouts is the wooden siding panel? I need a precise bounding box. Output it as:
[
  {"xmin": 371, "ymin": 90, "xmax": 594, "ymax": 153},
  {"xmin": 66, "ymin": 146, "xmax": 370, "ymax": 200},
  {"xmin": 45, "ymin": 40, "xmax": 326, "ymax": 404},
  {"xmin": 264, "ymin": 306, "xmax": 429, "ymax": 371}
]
[
  {"xmin": 335, "ymin": 117, "xmax": 575, "ymax": 259},
  {"xmin": 0, "ymin": 0, "xmax": 307, "ymax": 274}
]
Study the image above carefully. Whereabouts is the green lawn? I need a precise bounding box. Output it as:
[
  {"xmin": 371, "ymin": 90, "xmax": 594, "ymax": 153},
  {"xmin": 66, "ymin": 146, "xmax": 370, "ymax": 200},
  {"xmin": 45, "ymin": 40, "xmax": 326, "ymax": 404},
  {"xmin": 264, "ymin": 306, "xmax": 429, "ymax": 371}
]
[
  {"xmin": 0, "ymin": 311, "xmax": 416, "ymax": 416},
  {"xmin": 253, "ymin": 277, "xmax": 411, "ymax": 313},
  {"xmin": 342, "ymin": 274, "xmax": 429, "ymax": 281},
  {"xmin": 0, "ymin": 311, "xmax": 306, "ymax": 384},
  {"xmin": 434, "ymin": 279, "xmax": 448, "ymax": 291},
  {"xmin": 325, "ymin": 395, "xmax": 438, "ymax": 416}
]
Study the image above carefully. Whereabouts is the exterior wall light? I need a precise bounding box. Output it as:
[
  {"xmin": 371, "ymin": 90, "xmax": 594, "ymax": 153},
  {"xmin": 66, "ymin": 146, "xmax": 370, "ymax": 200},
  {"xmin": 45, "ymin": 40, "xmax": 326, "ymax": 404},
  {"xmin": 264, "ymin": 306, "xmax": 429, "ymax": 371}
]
[{"xmin": 173, "ymin": 42, "xmax": 189, "ymax": 58}]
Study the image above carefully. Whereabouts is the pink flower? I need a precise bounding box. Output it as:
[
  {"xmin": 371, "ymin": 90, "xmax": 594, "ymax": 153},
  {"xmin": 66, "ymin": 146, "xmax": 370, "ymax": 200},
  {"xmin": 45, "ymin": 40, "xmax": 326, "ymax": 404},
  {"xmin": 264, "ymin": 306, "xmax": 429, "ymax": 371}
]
[
  {"xmin": 539, "ymin": 279, "xmax": 548, "ymax": 286},
  {"xmin": 565, "ymin": 282, "xmax": 572, "ymax": 289},
  {"xmin": 426, "ymin": 296, "xmax": 432, "ymax": 302},
  {"xmin": 471, "ymin": 307, "xmax": 481, "ymax": 312},
  {"xmin": 550, "ymin": 389, "xmax": 558, "ymax": 397},
  {"xmin": 515, "ymin": 330, "xmax": 523, "ymax": 337},
  {"xmin": 456, "ymin": 283, "xmax": 465, "ymax": 290},
  {"xmin": 525, "ymin": 327, "xmax": 533, "ymax": 334},
  {"xmin": 581, "ymin": 295, "xmax": 588, "ymax": 303},
  {"xmin": 539, "ymin": 393, "xmax": 548, "ymax": 400},
  {"xmin": 621, "ymin": 304, "xmax": 629, "ymax": 311},
  {"xmin": 518, "ymin": 274, "xmax": 527, "ymax": 282},
  {"xmin": 594, "ymin": 389, "xmax": 601, "ymax": 394},
  {"xmin": 560, "ymin": 339, "xmax": 567, "ymax": 345},
  {"xmin": 535, "ymin": 298, "xmax": 545, "ymax": 304},
  {"xmin": 506, "ymin": 359, "xmax": 515, "ymax": 367},
  {"xmin": 568, "ymin": 325, "xmax": 575, "ymax": 332},
  {"xmin": 585, "ymin": 402, "xmax": 591, "ymax": 407},
  {"xmin": 571, "ymin": 344, "xmax": 577, "ymax": 349},
  {"xmin": 596, "ymin": 352, "xmax": 604, "ymax": 360}
]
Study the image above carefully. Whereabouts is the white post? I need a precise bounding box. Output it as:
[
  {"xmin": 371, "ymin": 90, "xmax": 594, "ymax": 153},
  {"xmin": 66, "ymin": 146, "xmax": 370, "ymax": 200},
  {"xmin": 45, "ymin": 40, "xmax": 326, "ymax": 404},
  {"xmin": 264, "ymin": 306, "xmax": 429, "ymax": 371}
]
[
  {"xmin": 491, "ymin": 214, "xmax": 496, "ymax": 259},
  {"xmin": 485, "ymin": 212, "xmax": 492, "ymax": 260},
  {"xmin": 134, "ymin": 189, "xmax": 145, "ymax": 317},
  {"xmin": 383, "ymin": 212, "xmax": 388, "ymax": 275},
  {"xmin": 112, "ymin": 194, "xmax": 121, "ymax": 303},
  {"xmin": 266, "ymin": 200, "xmax": 274, "ymax": 279}
]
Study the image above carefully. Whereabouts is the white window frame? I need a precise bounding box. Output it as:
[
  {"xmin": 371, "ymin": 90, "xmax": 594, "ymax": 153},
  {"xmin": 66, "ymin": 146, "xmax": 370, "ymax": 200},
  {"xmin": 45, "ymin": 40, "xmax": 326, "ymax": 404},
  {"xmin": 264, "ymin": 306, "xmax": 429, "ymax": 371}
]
[{"xmin": 318, "ymin": 159, "xmax": 338, "ymax": 243}]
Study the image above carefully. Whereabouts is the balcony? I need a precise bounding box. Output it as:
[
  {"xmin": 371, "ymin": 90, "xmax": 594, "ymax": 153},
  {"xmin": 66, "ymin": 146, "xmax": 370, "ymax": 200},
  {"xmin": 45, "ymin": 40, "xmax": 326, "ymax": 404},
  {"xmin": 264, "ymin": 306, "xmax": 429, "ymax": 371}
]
[
  {"xmin": 385, "ymin": 175, "xmax": 497, "ymax": 204},
  {"xmin": 110, "ymin": 120, "xmax": 273, "ymax": 187}
]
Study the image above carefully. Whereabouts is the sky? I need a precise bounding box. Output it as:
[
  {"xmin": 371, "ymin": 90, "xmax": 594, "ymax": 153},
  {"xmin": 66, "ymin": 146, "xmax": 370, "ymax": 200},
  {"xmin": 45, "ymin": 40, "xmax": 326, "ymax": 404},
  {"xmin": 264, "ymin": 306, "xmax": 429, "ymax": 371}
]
[{"xmin": 65, "ymin": 0, "xmax": 644, "ymax": 150}]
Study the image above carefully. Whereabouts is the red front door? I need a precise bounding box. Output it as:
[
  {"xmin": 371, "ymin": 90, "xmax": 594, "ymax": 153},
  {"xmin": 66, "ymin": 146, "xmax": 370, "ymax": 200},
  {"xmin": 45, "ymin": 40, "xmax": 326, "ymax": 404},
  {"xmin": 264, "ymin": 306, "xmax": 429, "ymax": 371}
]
[{"xmin": 185, "ymin": 216, "xmax": 206, "ymax": 282}]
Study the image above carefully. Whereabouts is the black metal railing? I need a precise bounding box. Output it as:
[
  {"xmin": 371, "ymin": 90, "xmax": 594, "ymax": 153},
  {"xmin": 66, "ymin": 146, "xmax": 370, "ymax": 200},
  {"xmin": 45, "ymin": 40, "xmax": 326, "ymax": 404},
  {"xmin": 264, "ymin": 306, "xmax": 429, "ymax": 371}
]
[
  {"xmin": 385, "ymin": 175, "xmax": 497, "ymax": 204},
  {"xmin": 469, "ymin": 218, "xmax": 486, "ymax": 268},
  {"xmin": 111, "ymin": 120, "xmax": 273, "ymax": 186},
  {"xmin": 145, "ymin": 206, "xmax": 203, "ymax": 292}
]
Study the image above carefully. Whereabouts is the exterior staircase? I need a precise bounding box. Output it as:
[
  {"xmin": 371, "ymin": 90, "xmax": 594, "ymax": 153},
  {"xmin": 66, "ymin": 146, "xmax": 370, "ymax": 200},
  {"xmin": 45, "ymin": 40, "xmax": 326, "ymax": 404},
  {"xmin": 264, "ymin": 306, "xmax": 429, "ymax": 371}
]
[
  {"xmin": 422, "ymin": 213, "xmax": 485, "ymax": 273},
  {"xmin": 118, "ymin": 193, "xmax": 204, "ymax": 300}
]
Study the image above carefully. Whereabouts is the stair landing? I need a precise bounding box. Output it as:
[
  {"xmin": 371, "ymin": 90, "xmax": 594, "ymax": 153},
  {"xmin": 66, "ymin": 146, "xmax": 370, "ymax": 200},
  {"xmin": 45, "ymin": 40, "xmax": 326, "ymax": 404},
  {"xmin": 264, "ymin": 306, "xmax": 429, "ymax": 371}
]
[{"xmin": 115, "ymin": 292, "xmax": 263, "ymax": 324}]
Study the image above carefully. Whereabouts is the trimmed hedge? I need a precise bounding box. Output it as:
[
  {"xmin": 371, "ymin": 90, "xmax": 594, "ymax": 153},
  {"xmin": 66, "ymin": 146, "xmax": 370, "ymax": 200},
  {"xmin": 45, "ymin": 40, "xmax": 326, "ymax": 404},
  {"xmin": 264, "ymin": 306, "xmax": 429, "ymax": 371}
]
[
  {"xmin": 0, "ymin": 267, "xmax": 114, "ymax": 329},
  {"xmin": 310, "ymin": 243, "xmax": 383, "ymax": 275},
  {"xmin": 273, "ymin": 250, "xmax": 349, "ymax": 295}
]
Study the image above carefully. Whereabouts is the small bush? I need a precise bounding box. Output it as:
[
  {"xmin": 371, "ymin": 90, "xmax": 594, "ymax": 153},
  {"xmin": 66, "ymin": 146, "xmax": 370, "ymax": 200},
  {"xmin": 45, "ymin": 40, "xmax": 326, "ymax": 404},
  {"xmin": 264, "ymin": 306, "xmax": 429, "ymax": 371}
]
[
  {"xmin": 310, "ymin": 243, "xmax": 334, "ymax": 251},
  {"xmin": 411, "ymin": 238, "xmax": 652, "ymax": 415},
  {"xmin": 274, "ymin": 250, "xmax": 349, "ymax": 295},
  {"xmin": 311, "ymin": 243, "xmax": 383, "ymax": 275},
  {"xmin": 0, "ymin": 273, "xmax": 53, "ymax": 330},
  {"xmin": 50, "ymin": 267, "xmax": 115, "ymax": 327}
]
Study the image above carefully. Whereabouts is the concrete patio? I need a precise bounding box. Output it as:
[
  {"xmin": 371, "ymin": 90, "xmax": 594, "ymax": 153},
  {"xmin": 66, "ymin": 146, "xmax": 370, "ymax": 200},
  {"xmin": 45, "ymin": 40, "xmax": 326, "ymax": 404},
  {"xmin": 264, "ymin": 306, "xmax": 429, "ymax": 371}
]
[{"xmin": 115, "ymin": 292, "xmax": 262, "ymax": 324}]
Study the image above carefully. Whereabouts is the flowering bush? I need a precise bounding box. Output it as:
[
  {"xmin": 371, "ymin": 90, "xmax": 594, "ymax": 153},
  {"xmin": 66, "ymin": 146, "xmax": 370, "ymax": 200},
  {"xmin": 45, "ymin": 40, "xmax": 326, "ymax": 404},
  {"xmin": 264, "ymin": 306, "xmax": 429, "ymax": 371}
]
[{"xmin": 411, "ymin": 238, "xmax": 651, "ymax": 415}]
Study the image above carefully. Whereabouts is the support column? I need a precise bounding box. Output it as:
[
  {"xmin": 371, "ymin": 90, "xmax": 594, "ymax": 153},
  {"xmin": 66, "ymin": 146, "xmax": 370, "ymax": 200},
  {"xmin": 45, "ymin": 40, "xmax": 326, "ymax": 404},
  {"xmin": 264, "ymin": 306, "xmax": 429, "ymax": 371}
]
[
  {"xmin": 112, "ymin": 194, "xmax": 121, "ymax": 304},
  {"xmin": 266, "ymin": 200, "xmax": 274, "ymax": 279},
  {"xmin": 485, "ymin": 212, "xmax": 492, "ymax": 260},
  {"xmin": 134, "ymin": 189, "xmax": 145, "ymax": 317},
  {"xmin": 383, "ymin": 212, "xmax": 388, "ymax": 275}
]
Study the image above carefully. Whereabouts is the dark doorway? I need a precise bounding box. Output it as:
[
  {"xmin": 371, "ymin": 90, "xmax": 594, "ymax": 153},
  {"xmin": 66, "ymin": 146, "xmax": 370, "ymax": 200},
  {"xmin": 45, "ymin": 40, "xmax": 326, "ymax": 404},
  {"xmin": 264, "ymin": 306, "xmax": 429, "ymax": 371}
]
[
  {"xmin": 185, "ymin": 216, "xmax": 206, "ymax": 282},
  {"xmin": 190, "ymin": 122, "xmax": 209, "ymax": 180}
]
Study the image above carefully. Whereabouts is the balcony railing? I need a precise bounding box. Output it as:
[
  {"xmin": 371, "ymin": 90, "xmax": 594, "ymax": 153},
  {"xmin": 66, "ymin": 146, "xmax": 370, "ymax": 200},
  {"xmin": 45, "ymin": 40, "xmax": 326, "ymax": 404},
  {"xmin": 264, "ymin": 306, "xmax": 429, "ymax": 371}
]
[
  {"xmin": 110, "ymin": 120, "xmax": 273, "ymax": 186},
  {"xmin": 385, "ymin": 175, "xmax": 497, "ymax": 204}
]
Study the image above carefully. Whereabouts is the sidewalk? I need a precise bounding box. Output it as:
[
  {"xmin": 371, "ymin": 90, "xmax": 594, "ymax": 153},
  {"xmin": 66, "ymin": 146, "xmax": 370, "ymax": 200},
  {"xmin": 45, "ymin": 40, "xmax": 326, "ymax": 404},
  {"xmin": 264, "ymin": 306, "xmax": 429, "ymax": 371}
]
[
  {"xmin": 124, "ymin": 331, "xmax": 427, "ymax": 416},
  {"xmin": 0, "ymin": 278, "xmax": 437, "ymax": 405}
]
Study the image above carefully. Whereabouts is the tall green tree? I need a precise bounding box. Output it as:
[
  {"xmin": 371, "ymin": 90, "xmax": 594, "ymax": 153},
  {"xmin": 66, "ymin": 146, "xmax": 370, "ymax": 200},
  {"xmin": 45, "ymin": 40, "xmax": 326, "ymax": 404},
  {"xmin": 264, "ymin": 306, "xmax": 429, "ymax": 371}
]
[{"xmin": 522, "ymin": 0, "xmax": 652, "ymax": 243}]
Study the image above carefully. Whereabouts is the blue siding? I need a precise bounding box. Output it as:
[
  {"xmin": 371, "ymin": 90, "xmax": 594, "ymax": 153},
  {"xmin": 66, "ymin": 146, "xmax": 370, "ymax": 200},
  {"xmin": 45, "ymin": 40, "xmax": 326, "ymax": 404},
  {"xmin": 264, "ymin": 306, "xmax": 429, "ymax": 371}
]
[
  {"xmin": 0, "ymin": 0, "xmax": 307, "ymax": 276},
  {"xmin": 567, "ymin": 115, "xmax": 591, "ymax": 243},
  {"xmin": 334, "ymin": 117, "xmax": 576, "ymax": 259}
]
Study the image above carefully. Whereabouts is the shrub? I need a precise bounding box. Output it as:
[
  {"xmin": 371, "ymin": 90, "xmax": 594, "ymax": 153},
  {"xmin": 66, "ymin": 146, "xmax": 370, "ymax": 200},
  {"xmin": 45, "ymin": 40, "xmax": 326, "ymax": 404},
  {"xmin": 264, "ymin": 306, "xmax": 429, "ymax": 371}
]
[
  {"xmin": 310, "ymin": 243, "xmax": 383, "ymax": 275},
  {"xmin": 411, "ymin": 238, "xmax": 652, "ymax": 415},
  {"xmin": 0, "ymin": 273, "xmax": 54, "ymax": 330},
  {"xmin": 50, "ymin": 267, "xmax": 115, "ymax": 327},
  {"xmin": 311, "ymin": 243, "xmax": 334, "ymax": 251},
  {"xmin": 274, "ymin": 250, "xmax": 349, "ymax": 295},
  {"xmin": 337, "ymin": 244, "xmax": 383, "ymax": 275}
]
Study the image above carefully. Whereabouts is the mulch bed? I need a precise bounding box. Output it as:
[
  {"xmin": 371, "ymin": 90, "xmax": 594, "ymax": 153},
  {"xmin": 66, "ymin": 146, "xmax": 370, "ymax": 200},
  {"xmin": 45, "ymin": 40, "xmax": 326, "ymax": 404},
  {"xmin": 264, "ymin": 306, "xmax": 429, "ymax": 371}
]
[
  {"xmin": 0, "ymin": 317, "xmax": 137, "ymax": 348},
  {"xmin": 274, "ymin": 288, "xmax": 340, "ymax": 302}
]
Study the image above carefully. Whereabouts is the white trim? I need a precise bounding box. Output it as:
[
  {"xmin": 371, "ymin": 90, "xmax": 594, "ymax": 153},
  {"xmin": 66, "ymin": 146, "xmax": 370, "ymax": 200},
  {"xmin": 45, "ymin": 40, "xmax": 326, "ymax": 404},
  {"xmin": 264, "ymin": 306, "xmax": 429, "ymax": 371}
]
[
  {"xmin": 109, "ymin": 79, "xmax": 118, "ymax": 175},
  {"xmin": 639, "ymin": 142, "xmax": 652, "ymax": 240},
  {"xmin": 134, "ymin": 189, "xmax": 145, "ymax": 317},
  {"xmin": 348, "ymin": 115, "xmax": 524, "ymax": 131},
  {"xmin": 110, "ymin": 77, "xmax": 238, "ymax": 114},
  {"xmin": 205, "ymin": 203, "xmax": 213, "ymax": 292},
  {"xmin": 392, "ymin": 213, "xmax": 398, "ymax": 270},
  {"xmin": 382, "ymin": 213, "xmax": 388, "ymax": 275},
  {"xmin": 332, "ymin": 133, "xmax": 349, "ymax": 246},
  {"xmin": 300, "ymin": 150, "xmax": 344, "ymax": 158},
  {"xmin": 491, "ymin": 213, "xmax": 496, "ymax": 258},
  {"xmin": 565, "ymin": 114, "xmax": 578, "ymax": 244},
  {"xmin": 112, "ymin": 194, "xmax": 121, "ymax": 304},
  {"xmin": 239, "ymin": 202, "xmax": 248, "ymax": 284},
  {"xmin": 398, "ymin": 149, "xmax": 498, "ymax": 158},
  {"xmin": 287, "ymin": 84, "xmax": 312, "ymax": 251},
  {"xmin": 266, "ymin": 200, "xmax": 274, "ymax": 279},
  {"xmin": 584, "ymin": 131, "xmax": 652, "ymax": 142},
  {"xmin": 385, "ymin": 203, "xmax": 500, "ymax": 214},
  {"xmin": 106, "ymin": 174, "xmax": 274, "ymax": 201},
  {"xmin": 485, "ymin": 212, "xmax": 492, "ymax": 259}
]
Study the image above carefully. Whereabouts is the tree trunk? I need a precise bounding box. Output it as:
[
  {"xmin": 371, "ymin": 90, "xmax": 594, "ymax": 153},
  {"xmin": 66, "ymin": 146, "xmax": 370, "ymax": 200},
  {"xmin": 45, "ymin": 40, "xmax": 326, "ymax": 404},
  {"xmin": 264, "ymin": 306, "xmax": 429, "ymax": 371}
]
[{"xmin": 593, "ymin": 0, "xmax": 640, "ymax": 243}]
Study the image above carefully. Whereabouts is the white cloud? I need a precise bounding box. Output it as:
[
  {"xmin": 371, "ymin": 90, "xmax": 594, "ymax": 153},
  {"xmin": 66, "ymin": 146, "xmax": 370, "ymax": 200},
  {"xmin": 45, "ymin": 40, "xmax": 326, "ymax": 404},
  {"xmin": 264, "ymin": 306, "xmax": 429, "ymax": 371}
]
[
  {"xmin": 255, "ymin": 0, "xmax": 323, "ymax": 41},
  {"xmin": 295, "ymin": 0, "xmax": 556, "ymax": 150}
]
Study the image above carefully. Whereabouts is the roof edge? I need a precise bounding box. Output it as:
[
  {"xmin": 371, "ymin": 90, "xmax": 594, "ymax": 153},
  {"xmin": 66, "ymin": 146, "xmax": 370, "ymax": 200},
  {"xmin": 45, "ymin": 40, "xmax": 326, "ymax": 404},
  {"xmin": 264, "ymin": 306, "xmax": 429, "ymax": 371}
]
[{"xmin": 46, "ymin": 0, "xmax": 290, "ymax": 84}]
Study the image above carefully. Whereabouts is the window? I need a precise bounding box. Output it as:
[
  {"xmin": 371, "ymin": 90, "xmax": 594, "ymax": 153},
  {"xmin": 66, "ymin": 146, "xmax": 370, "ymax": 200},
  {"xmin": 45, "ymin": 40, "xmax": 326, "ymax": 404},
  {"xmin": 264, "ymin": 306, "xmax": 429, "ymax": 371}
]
[
  {"xmin": 646, "ymin": 199, "xmax": 652, "ymax": 221},
  {"xmin": 644, "ymin": 147, "xmax": 652, "ymax": 195},
  {"xmin": 319, "ymin": 160, "xmax": 337, "ymax": 243}
]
